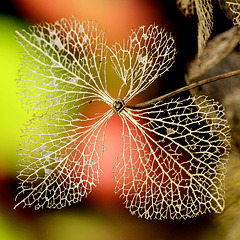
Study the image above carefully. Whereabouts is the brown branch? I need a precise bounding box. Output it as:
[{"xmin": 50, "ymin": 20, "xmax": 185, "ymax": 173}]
[{"xmin": 126, "ymin": 70, "xmax": 240, "ymax": 109}]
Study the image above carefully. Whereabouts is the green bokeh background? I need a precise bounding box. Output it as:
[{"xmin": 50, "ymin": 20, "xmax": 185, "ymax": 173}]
[{"xmin": 0, "ymin": 15, "xmax": 29, "ymax": 176}]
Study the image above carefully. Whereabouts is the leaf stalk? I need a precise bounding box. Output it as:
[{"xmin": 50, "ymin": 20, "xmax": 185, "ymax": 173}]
[{"xmin": 126, "ymin": 70, "xmax": 240, "ymax": 109}]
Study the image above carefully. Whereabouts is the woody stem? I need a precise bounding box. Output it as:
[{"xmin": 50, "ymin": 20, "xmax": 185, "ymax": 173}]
[{"xmin": 126, "ymin": 70, "xmax": 240, "ymax": 109}]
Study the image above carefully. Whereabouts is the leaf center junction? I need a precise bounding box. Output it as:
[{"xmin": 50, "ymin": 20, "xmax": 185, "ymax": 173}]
[{"xmin": 113, "ymin": 98, "xmax": 125, "ymax": 114}]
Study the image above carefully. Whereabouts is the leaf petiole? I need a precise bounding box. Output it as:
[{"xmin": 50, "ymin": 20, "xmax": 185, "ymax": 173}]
[{"xmin": 126, "ymin": 70, "xmax": 240, "ymax": 109}]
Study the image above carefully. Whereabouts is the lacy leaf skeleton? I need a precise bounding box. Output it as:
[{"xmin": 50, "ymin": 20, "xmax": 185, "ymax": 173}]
[{"xmin": 15, "ymin": 18, "xmax": 232, "ymax": 220}]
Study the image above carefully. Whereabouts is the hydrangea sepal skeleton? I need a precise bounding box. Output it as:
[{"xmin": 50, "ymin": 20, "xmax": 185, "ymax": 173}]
[{"xmin": 15, "ymin": 18, "xmax": 232, "ymax": 220}]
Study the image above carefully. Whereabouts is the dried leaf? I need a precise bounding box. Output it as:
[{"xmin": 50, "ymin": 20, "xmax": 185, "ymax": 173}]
[
  {"xmin": 177, "ymin": 0, "xmax": 214, "ymax": 57},
  {"xmin": 227, "ymin": 0, "xmax": 240, "ymax": 26},
  {"xmin": 195, "ymin": 0, "xmax": 214, "ymax": 56},
  {"xmin": 117, "ymin": 96, "xmax": 230, "ymax": 219},
  {"xmin": 15, "ymin": 18, "xmax": 113, "ymax": 209},
  {"xmin": 15, "ymin": 18, "xmax": 231, "ymax": 220},
  {"xmin": 176, "ymin": 0, "xmax": 195, "ymax": 16},
  {"xmin": 186, "ymin": 26, "xmax": 240, "ymax": 81},
  {"xmin": 110, "ymin": 25, "xmax": 176, "ymax": 102}
]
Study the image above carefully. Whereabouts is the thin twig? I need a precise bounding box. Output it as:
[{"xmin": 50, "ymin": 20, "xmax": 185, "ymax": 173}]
[{"xmin": 126, "ymin": 70, "xmax": 240, "ymax": 109}]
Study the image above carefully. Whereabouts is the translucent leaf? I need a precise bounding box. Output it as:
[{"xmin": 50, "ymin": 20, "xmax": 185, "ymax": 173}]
[
  {"xmin": 15, "ymin": 18, "xmax": 114, "ymax": 209},
  {"xmin": 109, "ymin": 25, "xmax": 176, "ymax": 103},
  {"xmin": 117, "ymin": 96, "xmax": 230, "ymax": 219},
  {"xmin": 176, "ymin": 0, "xmax": 195, "ymax": 16},
  {"xmin": 15, "ymin": 18, "xmax": 231, "ymax": 220},
  {"xmin": 16, "ymin": 18, "xmax": 113, "ymax": 114},
  {"xmin": 177, "ymin": 0, "xmax": 213, "ymax": 57},
  {"xmin": 195, "ymin": 0, "xmax": 214, "ymax": 57},
  {"xmin": 16, "ymin": 110, "xmax": 113, "ymax": 209},
  {"xmin": 227, "ymin": 0, "xmax": 240, "ymax": 26}
]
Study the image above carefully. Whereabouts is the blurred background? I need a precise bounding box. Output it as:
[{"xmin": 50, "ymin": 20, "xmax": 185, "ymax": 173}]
[{"xmin": 0, "ymin": 0, "xmax": 239, "ymax": 239}]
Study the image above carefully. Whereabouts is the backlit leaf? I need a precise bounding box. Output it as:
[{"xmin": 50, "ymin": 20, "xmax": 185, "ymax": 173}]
[
  {"xmin": 15, "ymin": 18, "xmax": 231, "ymax": 220},
  {"xmin": 118, "ymin": 96, "xmax": 230, "ymax": 219}
]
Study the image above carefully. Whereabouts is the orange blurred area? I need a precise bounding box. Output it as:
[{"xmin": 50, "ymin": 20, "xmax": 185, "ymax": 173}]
[{"xmin": 11, "ymin": 0, "xmax": 173, "ymax": 43}]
